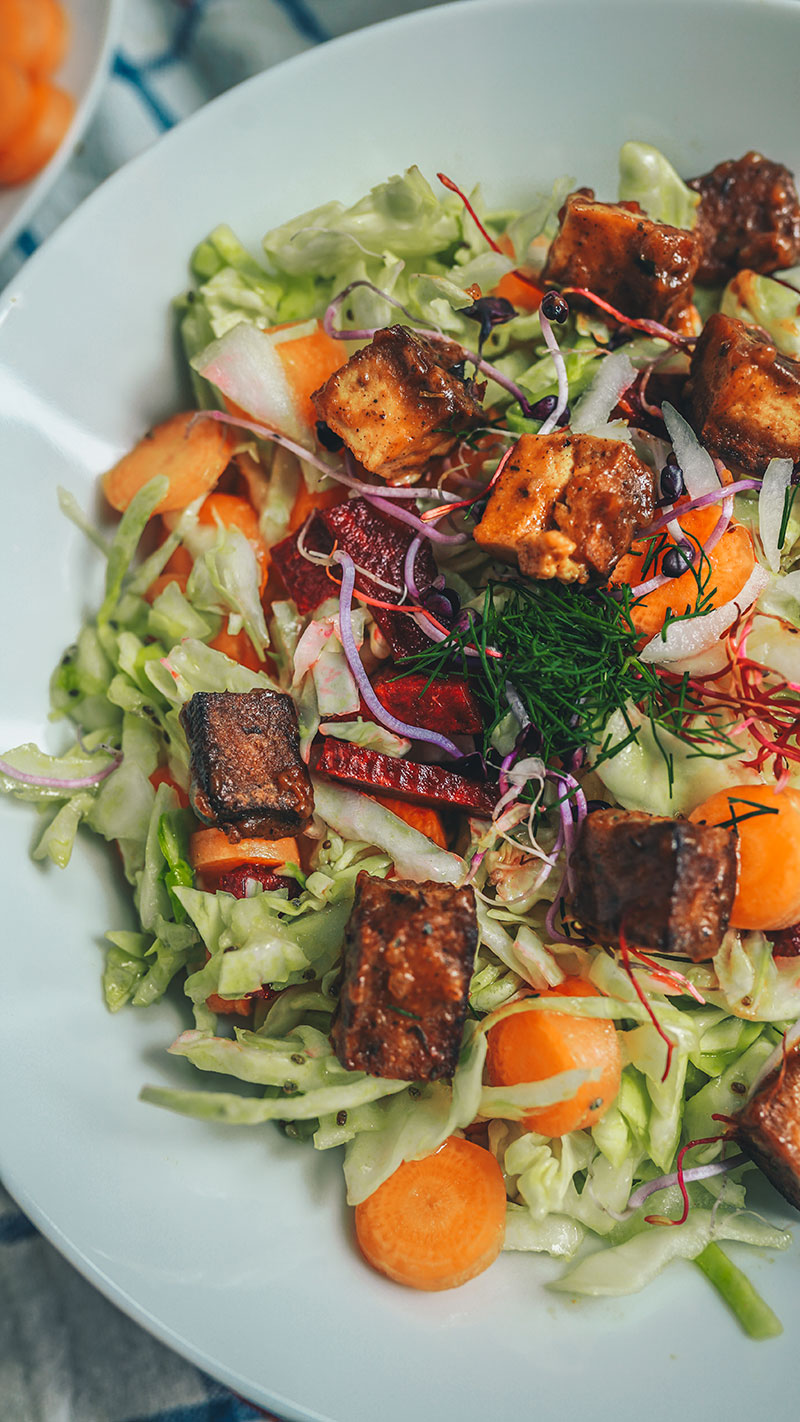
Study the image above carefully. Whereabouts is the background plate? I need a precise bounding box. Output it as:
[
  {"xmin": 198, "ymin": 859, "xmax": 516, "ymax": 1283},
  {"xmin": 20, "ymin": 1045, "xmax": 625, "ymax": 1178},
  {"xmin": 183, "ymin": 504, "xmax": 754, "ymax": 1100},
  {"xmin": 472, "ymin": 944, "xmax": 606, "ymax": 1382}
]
[
  {"xmin": 0, "ymin": 0, "xmax": 124, "ymax": 260},
  {"xmin": 0, "ymin": 2, "xmax": 797, "ymax": 1419}
]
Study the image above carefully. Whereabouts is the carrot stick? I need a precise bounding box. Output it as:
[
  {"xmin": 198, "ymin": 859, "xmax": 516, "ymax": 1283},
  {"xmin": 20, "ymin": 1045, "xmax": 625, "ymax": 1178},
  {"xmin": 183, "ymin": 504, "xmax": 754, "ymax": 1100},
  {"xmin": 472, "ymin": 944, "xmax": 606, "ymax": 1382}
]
[
  {"xmin": 0, "ymin": 77, "xmax": 73, "ymax": 186},
  {"xmin": 354, "ymin": 1136, "xmax": 507, "ymax": 1291},
  {"xmin": 188, "ymin": 828, "xmax": 300, "ymax": 877},
  {"xmin": 101, "ymin": 411, "xmax": 235, "ymax": 515},
  {"xmin": 368, "ymin": 793, "xmax": 448, "ymax": 849},
  {"xmin": 486, "ymin": 975, "xmax": 622, "ymax": 1137}
]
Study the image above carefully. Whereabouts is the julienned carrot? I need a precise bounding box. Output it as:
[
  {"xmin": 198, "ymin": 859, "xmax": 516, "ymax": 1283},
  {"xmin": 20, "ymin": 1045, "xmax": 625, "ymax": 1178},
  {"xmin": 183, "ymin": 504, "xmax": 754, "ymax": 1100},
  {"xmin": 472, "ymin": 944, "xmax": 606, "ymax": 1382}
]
[
  {"xmin": 0, "ymin": 60, "xmax": 33, "ymax": 150},
  {"xmin": 198, "ymin": 491, "xmax": 269, "ymax": 592},
  {"xmin": 354, "ymin": 1136, "xmax": 507, "ymax": 1291},
  {"xmin": 689, "ymin": 783, "xmax": 800, "ymax": 931},
  {"xmin": 188, "ymin": 828, "xmax": 300, "ymax": 878},
  {"xmin": 287, "ymin": 477, "xmax": 344, "ymax": 535},
  {"xmin": 486, "ymin": 975, "xmax": 622, "ymax": 1137},
  {"xmin": 610, "ymin": 504, "xmax": 755, "ymax": 639},
  {"xmin": 207, "ymin": 626, "xmax": 265, "ymax": 672},
  {"xmin": 368, "ymin": 793, "xmax": 448, "ymax": 849},
  {"xmin": 271, "ymin": 321, "xmax": 347, "ymax": 429},
  {"xmin": 102, "ymin": 412, "xmax": 235, "ymax": 515},
  {"xmin": 0, "ymin": 77, "xmax": 73, "ymax": 186}
]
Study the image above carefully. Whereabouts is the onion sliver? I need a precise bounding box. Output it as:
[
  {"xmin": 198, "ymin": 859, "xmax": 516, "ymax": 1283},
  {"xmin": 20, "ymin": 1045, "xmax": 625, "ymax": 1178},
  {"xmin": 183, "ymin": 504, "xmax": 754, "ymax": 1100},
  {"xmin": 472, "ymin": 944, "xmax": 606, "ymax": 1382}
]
[
  {"xmin": 662, "ymin": 402, "xmax": 720, "ymax": 497},
  {"xmin": 639, "ymin": 564, "xmax": 771, "ymax": 664},
  {"xmin": 758, "ymin": 457, "xmax": 793, "ymax": 572}
]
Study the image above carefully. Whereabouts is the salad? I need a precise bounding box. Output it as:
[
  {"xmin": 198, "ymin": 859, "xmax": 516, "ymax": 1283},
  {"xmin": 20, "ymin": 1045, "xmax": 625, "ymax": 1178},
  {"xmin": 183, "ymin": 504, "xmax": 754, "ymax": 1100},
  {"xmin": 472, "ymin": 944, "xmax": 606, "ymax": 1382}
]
[{"xmin": 4, "ymin": 142, "xmax": 800, "ymax": 1332}]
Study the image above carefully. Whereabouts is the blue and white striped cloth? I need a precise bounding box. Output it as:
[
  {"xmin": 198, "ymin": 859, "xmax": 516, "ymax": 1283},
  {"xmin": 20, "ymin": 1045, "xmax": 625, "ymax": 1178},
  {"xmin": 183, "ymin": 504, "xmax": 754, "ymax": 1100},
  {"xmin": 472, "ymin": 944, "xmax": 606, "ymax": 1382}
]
[{"xmin": 0, "ymin": 4, "xmax": 446, "ymax": 1418}]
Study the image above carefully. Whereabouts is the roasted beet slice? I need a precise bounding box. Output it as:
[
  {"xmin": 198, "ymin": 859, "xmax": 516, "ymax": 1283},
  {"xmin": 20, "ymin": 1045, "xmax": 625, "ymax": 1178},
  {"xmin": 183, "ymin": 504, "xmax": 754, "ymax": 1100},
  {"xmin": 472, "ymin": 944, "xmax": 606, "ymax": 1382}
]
[
  {"xmin": 271, "ymin": 512, "xmax": 334, "ymax": 614},
  {"xmin": 312, "ymin": 736, "xmax": 498, "ymax": 816},
  {"xmin": 321, "ymin": 498, "xmax": 438, "ymax": 659},
  {"xmin": 216, "ymin": 864, "xmax": 302, "ymax": 898},
  {"xmin": 737, "ymin": 1043, "xmax": 800, "ymax": 1211},
  {"xmin": 372, "ymin": 671, "xmax": 483, "ymax": 735}
]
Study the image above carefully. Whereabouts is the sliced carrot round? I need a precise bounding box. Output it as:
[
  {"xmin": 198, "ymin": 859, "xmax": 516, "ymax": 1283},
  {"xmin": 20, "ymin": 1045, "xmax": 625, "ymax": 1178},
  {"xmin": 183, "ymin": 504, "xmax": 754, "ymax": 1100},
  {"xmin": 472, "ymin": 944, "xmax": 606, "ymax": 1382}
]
[
  {"xmin": 102, "ymin": 412, "xmax": 235, "ymax": 515},
  {"xmin": 689, "ymin": 783, "xmax": 800, "ymax": 931},
  {"xmin": 0, "ymin": 78, "xmax": 74, "ymax": 186},
  {"xmin": 188, "ymin": 828, "xmax": 300, "ymax": 877},
  {"xmin": 0, "ymin": 60, "xmax": 34, "ymax": 151},
  {"xmin": 198, "ymin": 491, "xmax": 269, "ymax": 593},
  {"xmin": 610, "ymin": 504, "xmax": 755, "ymax": 639},
  {"xmin": 29, "ymin": 0, "xmax": 69, "ymax": 75},
  {"xmin": 486, "ymin": 975, "xmax": 622, "ymax": 1137},
  {"xmin": 354, "ymin": 1136, "xmax": 507, "ymax": 1291}
]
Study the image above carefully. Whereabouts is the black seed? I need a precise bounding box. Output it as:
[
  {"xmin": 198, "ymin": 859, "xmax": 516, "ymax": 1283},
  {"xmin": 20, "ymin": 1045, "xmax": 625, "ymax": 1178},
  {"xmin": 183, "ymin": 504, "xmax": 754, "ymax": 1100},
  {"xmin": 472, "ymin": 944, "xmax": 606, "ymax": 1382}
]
[
  {"xmin": 660, "ymin": 461, "xmax": 685, "ymax": 502},
  {"xmin": 336, "ymin": 1109, "xmax": 348, "ymax": 1125},
  {"xmin": 316, "ymin": 421, "xmax": 343, "ymax": 452},
  {"xmin": 731, "ymin": 1081, "xmax": 747, "ymax": 1095},
  {"xmin": 662, "ymin": 542, "xmax": 695, "ymax": 578},
  {"xmin": 290, "ymin": 1053, "xmax": 305, "ymax": 1065},
  {"xmin": 541, "ymin": 290, "xmax": 569, "ymax": 323}
]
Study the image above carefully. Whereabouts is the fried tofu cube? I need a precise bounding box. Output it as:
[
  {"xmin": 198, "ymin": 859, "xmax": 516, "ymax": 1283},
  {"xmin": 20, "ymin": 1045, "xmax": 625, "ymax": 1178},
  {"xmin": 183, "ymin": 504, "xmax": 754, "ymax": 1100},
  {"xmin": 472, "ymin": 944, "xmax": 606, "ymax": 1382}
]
[
  {"xmin": 687, "ymin": 312, "xmax": 800, "ymax": 474},
  {"xmin": 180, "ymin": 690, "xmax": 314, "ymax": 841},
  {"xmin": 542, "ymin": 191, "xmax": 700, "ymax": 325},
  {"xmin": 330, "ymin": 873, "xmax": 477, "ymax": 1081},
  {"xmin": 569, "ymin": 808, "xmax": 738, "ymax": 960},
  {"xmin": 473, "ymin": 431, "xmax": 654, "ymax": 583},
  {"xmin": 738, "ymin": 1043, "xmax": 800, "ymax": 1211},
  {"xmin": 689, "ymin": 151, "xmax": 800, "ymax": 286},
  {"xmin": 311, "ymin": 324, "xmax": 484, "ymax": 478}
]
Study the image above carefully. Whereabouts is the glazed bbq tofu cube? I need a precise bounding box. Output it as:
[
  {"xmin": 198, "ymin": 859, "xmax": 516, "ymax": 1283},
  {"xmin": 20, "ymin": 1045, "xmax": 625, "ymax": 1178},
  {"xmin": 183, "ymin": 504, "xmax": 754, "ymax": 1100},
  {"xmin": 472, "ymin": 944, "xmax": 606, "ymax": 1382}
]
[
  {"xmin": 687, "ymin": 312, "xmax": 800, "ymax": 474},
  {"xmin": 541, "ymin": 191, "xmax": 700, "ymax": 325},
  {"xmin": 688, "ymin": 151, "xmax": 800, "ymax": 286},
  {"xmin": 330, "ymin": 873, "xmax": 477, "ymax": 1081},
  {"xmin": 180, "ymin": 690, "xmax": 314, "ymax": 841},
  {"xmin": 473, "ymin": 431, "xmax": 654, "ymax": 583},
  {"xmin": 569, "ymin": 808, "xmax": 737, "ymax": 960},
  {"xmin": 737, "ymin": 1043, "xmax": 800, "ymax": 1211},
  {"xmin": 311, "ymin": 324, "xmax": 484, "ymax": 479}
]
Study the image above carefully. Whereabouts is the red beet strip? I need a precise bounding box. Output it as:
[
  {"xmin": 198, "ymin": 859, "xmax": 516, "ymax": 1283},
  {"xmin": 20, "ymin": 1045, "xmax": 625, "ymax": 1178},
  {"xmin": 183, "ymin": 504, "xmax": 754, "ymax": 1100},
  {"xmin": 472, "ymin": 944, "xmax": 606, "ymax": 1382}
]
[{"xmin": 312, "ymin": 737, "xmax": 498, "ymax": 815}]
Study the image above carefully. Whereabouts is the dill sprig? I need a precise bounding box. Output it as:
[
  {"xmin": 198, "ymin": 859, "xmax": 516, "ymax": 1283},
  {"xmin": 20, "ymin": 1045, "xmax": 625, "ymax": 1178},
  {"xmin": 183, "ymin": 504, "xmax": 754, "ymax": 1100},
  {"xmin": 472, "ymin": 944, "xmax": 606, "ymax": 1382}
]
[{"xmin": 405, "ymin": 577, "xmax": 739, "ymax": 774}]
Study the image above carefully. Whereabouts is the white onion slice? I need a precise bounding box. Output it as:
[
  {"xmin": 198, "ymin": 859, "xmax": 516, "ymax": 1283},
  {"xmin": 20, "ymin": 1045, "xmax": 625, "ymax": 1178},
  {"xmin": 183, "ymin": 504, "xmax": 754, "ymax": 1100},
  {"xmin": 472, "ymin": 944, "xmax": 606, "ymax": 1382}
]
[
  {"xmin": 571, "ymin": 352, "xmax": 636, "ymax": 435},
  {"xmin": 639, "ymin": 563, "xmax": 771, "ymax": 664},
  {"xmin": 758, "ymin": 457, "xmax": 793, "ymax": 571},
  {"xmin": 193, "ymin": 322, "xmax": 306, "ymax": 444},
  {"xmin": 662, "ymin": 401, "xmax": 719, "ymax": 497}
]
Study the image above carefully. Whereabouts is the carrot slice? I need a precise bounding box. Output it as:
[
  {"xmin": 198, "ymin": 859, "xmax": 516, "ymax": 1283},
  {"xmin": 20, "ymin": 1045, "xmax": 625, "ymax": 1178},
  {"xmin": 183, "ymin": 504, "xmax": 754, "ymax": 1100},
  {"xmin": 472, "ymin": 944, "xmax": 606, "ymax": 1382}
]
[
  {"xmin": 271, "ymin": 321, "xmax": 347, "ymax": 429},
  {"xmin": 188, "ymin": 828, "xmax": 300, "ymax": 877},
  {"xmin": 29, "ymin": 0, "xmax": 69, "ymax": 75},
  {"xmin": 0, "ymin": 60, "xmax": 34, "ymax": 151},
  {"xmin": 287, "ymin": 476, "xmax": 344, "ymax": 536},
  {"xmin": 143, "ymin": 571, "xmax": 189, "ymax": 605},
  {"xmin": 369, "ymin": 793, "xmax": 448, "ymax": 849},
  {"xmin": 0, "ymin": 77, "xmax": 74, "ymax": 186},
  {"xmin": 354, "ymin": 1136, "xmax": 507, "ymax": 1291},
  {"xmin": 609, "ymin": 503, "xmax": 755, "ymax": 639},
  {"xmin": 207, "ymin": 626, "xmax": 265, "ymax": 672},
  {"xmin": 486, "ymin": 975, "xmax": 622, "ymax": 1137},
  {"xmin": 198, "ymin": 491, "xmax": 269, "ymax": 592},
  {"xmin": 102, "ymin": 412, "xmax": 235, "ymax": 515},
  {"xmin": 493, "ymin": 267, "xmax": 544, "ymax": 312},
  {"xmin": 689, "ymin": 784, "xmax": 800, "ymax": 931}
]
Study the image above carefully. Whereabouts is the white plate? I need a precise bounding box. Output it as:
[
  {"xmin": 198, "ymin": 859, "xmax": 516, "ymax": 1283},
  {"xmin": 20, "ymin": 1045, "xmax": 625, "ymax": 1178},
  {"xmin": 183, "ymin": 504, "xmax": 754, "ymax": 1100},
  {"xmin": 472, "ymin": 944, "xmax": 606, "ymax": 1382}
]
[
  {"xmin": 0, "ymin": 0, "xmax": 124, "ymax": 259},
  {"xmin": 0, "ymin": 1, "xmax": 798, "ymax": 1417}
]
